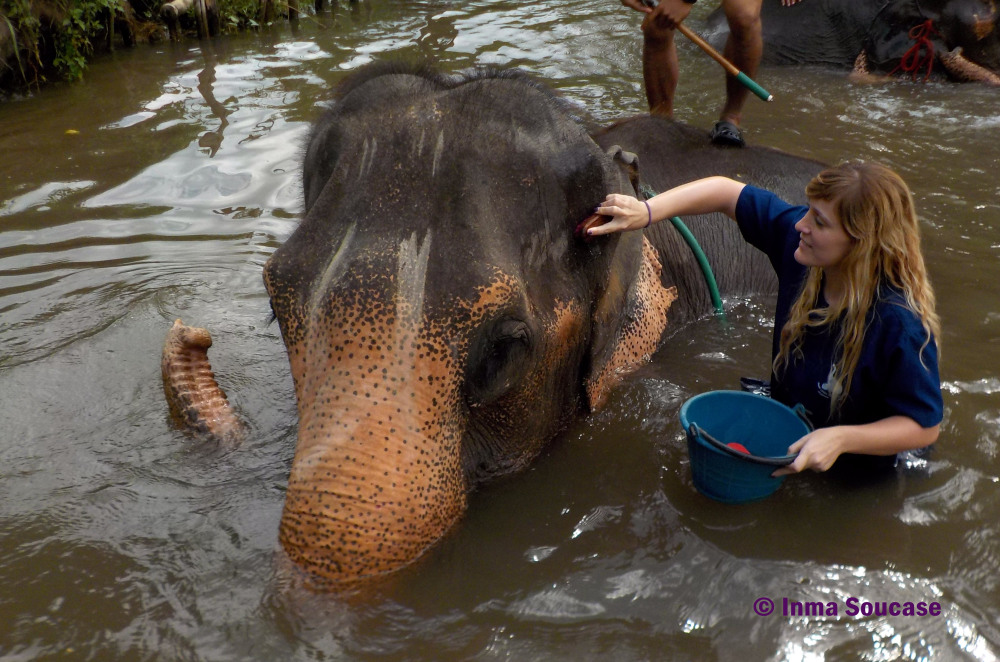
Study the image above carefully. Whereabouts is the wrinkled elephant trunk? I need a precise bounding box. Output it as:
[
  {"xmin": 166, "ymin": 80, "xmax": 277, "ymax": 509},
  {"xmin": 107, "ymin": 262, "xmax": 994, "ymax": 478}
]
[
  {"xmin": 277, "ymin": 317, "xmax": 469, "ymax": 585},
  {"xmin": 161, "ymin": 319, "xmax": 245, "ymax": 448},
  {"xmin": 939, "ymin": 47, "xmax": 1000, "ymax": 85}
]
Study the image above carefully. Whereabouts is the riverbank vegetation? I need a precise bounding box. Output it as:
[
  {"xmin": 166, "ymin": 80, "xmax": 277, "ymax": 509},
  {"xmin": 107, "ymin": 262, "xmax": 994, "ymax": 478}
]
[{"xmin": 0, "ymin": 0, "xmax": 290, "ymax": 93}]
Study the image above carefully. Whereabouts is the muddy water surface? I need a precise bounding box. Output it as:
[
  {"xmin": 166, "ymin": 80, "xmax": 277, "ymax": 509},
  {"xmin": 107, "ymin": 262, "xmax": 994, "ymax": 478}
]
[{"xmin": 1, "ymin": 1, "xmax": 999, "ymax": 659}]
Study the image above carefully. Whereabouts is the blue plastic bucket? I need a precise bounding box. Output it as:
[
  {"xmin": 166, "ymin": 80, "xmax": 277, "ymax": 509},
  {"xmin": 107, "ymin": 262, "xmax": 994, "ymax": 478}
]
[{"xmin": 679, "ymin": 390, "xmax": 810, "ymax": 503}]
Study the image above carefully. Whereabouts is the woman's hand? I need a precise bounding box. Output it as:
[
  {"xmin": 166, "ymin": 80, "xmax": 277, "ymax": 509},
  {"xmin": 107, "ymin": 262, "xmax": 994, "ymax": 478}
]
[
  {"xmin": 772, "ymin": 427, "xmax": 846, "ymax": 476},
  {"xmin": 771, "ymin": 416, "xmax": 939, "ymax": 476},
  {"xmin": 589, "ymin": 193, "xmax": 652, "ymax": 235}
]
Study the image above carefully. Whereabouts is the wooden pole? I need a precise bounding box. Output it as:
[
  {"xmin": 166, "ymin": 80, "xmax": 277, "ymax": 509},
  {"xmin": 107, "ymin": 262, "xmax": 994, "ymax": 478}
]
[
  {"xmin": 194, "ymin": 0, "xmax": 209, "ymax": 38},
  {"xmin": 675, "ymin": 22, "xmax": 773, "ymax": 102},
  {"xmin": 637, "ymin": 0, "xmax": 773, "ymax": 102},
  {"xmin": 204, "ymin": 0, "xmax": 219, "ymax": 36},
  {"xmin": 675, "ymin": 23, "xmax": 738, "ymax": 75}
]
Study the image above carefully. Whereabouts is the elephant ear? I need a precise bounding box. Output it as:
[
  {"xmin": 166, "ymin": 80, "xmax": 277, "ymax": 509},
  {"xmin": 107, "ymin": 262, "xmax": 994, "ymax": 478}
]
[
  {"xmin": 603, "ymin": 144, "xmax": 641, "ymax": 193},
  {"xmin": 583, "ymin": 147, "xmax": 678, "ymax": 412}
]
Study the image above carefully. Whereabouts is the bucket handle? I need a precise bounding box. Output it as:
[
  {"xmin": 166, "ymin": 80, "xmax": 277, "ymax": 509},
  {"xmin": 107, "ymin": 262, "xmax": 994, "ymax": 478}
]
[
  {"xmin": 688, "ymin": 423, "xmax": 797, "ymax": 467},
  {"xmin": 791, "ymin": 403, "xmax": 814, "ymax": 431}
]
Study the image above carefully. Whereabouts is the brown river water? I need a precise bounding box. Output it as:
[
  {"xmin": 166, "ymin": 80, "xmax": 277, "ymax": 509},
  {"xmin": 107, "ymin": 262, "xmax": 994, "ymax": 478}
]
[{"xmin": 1, "ymin": 0, "xmax": 999, "ymax": 659}]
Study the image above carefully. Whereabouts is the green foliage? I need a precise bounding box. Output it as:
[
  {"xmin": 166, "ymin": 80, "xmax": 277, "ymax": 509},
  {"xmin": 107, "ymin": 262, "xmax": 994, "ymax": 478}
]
[
  {"xmin": 218, "ymin": 0, "xmax": 300, "ymax": 31},
  {"xmin": 0, "ymin": 0, "xmax": 294, "ymax": 88},
  {"xmin": 1, "ymin": 0, "xmax": 42, "ymax": 82},
  {"xmin": 219, "ymin": 0, "xmax": 261, "ymax": 31},
  {"xmin": 0, "ymin": 0, "xmax": 126, "ymax": 84},
  {"xmin": 52, "ymin": 0, "xmax": 123, "ymax": 80}
]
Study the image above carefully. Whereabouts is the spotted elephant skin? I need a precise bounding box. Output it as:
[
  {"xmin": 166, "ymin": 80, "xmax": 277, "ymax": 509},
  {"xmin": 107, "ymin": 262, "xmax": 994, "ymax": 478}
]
[
  {"xmin": 706, "ymin": 0, "xmax": 1000, "ymax": 84},
  {"xmin": 163, "ymin": 62, "xmax": 824, "ymax": 587}
]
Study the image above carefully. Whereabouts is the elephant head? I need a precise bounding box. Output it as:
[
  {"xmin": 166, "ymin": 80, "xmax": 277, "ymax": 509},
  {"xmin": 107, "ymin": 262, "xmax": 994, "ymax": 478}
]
[
  {"xmin": 260, "ymin": 63, "xmax": 677, "ymax": 585},
  {"xmin": 932, "ymin": 0, "xmax": 1000, "ymax": 81},
  {"xmin": 867, "ymin": 0, "xmax": 1000, "ymax": 83},
  {"xmin": 728, "ymin": 0, "xmax": 1000, "ymax": 84}
]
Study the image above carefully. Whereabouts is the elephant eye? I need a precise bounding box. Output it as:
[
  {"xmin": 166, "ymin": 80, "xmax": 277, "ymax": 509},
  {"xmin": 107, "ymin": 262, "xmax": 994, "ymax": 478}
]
[{"xmin": 466, "ymin": 319, "xmax": 532, "ymax": 404}]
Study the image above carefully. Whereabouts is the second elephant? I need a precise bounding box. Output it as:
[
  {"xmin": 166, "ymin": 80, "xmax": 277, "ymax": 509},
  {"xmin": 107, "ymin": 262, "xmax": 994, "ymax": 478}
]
[{"xmin": 708, "ymin": 0, "xmax": 1000, "ymax": 85}]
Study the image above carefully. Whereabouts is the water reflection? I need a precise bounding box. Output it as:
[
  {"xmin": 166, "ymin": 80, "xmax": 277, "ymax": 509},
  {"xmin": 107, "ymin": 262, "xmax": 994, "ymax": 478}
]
[
  {"xmin": 0, "ymin": 180, "xmax": 97, "ymax": 217},
  {"xmin": 196, "ymin": 47, "xmax": 232, "ymax": 157}
]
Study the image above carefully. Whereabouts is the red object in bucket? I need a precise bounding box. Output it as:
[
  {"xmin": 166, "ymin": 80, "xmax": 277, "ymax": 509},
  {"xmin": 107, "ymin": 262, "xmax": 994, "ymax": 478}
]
[{"xmin": 726, "ymin": 442, "xmax": 751, "ymax": 454}]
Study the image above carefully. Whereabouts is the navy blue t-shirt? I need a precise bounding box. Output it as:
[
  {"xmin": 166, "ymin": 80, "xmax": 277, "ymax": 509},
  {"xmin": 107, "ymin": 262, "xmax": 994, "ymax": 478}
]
[{"xmin": 734, "ymin": 185, "xmax": 943, "ymax": 433}]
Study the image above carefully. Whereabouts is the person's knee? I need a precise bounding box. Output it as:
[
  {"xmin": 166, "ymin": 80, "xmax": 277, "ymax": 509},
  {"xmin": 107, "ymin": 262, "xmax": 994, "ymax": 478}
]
[{"xmin": 723, "ymin": 0, "xmax": 762, "ymax": 35}]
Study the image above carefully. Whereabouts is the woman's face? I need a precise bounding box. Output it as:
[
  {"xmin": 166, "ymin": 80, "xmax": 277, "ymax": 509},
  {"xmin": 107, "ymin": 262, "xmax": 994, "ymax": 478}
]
[{"xmin": 793, "ymin": 197, "xmax": 854, "ymax": 269}]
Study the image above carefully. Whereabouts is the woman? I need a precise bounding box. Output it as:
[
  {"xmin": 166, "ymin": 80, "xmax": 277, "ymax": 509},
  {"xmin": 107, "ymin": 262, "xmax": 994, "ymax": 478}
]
[{"xmin": 588, "ymin": 162, "xmax": 942, "ymax": 476}]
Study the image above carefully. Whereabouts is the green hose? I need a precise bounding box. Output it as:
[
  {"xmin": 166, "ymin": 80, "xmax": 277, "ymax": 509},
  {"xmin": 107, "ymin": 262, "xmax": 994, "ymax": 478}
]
[
  {"xmin": 638, "ymin": 183, "xmax": 725, "ymax": 317},
  {"xmin": 667, "ymin": 216, "xmax": 725, "ymax": 317}
]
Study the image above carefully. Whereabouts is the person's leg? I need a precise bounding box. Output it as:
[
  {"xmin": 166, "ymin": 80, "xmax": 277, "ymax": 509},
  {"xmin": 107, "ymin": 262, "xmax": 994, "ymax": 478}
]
[
  {"xmin": 719, "ymin": 0, "xmax": 763, "ymax": 125},
  {"xmin": 642, "ymin": 18, "xmax": 679, "ymax": 116}
]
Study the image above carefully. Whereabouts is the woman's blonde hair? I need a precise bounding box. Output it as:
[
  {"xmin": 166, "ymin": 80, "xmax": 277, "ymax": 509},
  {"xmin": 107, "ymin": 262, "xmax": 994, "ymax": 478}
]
[{"xmin": 774, "ymin": 161, "xmax": 940, "ymax": 414}]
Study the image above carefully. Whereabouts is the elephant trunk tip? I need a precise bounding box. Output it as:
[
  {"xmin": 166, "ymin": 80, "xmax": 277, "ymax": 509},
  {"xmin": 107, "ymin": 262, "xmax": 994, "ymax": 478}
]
[
  {"xmin": 162, "ymin": 319, "xmax": 246, "ymax": 448},
  {"xmin": 271, "ymin": 542, "xmax": 399, "ymax": 599},
  {"xmin": 169, "ymin": 318, "xmax": 213, "ymax": 349}
]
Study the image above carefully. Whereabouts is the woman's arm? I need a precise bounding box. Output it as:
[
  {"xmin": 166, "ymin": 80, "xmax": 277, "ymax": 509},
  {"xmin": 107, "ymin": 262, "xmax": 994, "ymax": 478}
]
[
  {"xmin": 587, "ymin": 176, "xmax": 747, "ymax": 236},
  {"xmin": 772, "ymin": 416, "xmax": 941, "ymax": 476}
]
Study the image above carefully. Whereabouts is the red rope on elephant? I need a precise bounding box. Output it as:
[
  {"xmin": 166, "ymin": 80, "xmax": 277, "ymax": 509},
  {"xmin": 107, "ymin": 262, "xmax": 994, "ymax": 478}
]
[{"xmin": 890, "ymin": 19, "xmax": 940, "ymax": 82}]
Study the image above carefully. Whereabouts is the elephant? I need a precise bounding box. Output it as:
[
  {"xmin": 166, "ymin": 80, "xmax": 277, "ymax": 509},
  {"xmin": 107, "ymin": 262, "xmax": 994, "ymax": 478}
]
[
  {"xmin": 162, "ymin": 61, "xmax": 826, "ymax": 587},
  {"xmin": 706, "ymin": 0, "xmax": 1000, "ymax": 85}
]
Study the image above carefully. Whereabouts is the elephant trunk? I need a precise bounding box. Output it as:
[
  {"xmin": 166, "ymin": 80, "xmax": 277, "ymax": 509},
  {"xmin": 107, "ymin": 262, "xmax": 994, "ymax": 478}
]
[
  {"xmin": 161, "ymin": 319, "xmax": 245, "ymax": 448},
  {"xmin": 939, "ymin": 47, "xmax": 1000, "ymax": 85},
  {"xmin": 277, "ymin": 320, "xmax": 468, "ymax": 585}
]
